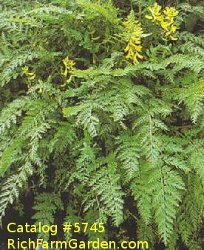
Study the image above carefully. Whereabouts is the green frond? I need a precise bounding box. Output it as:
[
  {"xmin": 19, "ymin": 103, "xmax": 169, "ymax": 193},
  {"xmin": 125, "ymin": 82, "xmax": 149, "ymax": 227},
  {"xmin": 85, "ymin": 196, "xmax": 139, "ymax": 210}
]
[
  {"xmin": 77, "ymin": 0, "xmax": 119, "ymax": 24},
  {"xmin": 1, "ymin": 51, "xmax": 39, "ymax": 87},
  {"xmin": 32, "ymin": 193, "xmax": 63, "ymax": 241},
  {"xmin": 0, "ymin": 161, "xmax": 33, "ymax": 222},
  {"xmin": 0, "ymin": 96, "xmax": 29, "ymax": 135},
  {"xmin": 88, "ymin": 155, "xmax": 124, "ymax": 226}
]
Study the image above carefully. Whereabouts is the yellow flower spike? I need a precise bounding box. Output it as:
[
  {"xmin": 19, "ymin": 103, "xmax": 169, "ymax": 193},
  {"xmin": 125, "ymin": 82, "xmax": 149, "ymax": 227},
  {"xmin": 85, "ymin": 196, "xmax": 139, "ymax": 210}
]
[
  {"xmin": 145, "ymin": 3, "xmax": 162, "ymax": 22},
  {"xmin": 62, "ymin": 57, "xmax": 75, "ymax": 71},
  {"xmin": 60, "ymin": 57, "xmax": 75, "ymax": 87},
  {"xmin": 123, "ymin": 12, "xmax": 144, "ymax": 64}
]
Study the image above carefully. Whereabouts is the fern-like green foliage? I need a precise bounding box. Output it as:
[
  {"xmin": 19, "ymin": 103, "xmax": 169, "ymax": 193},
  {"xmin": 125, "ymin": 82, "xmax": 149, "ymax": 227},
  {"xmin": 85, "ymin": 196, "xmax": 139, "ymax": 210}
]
[
  {"xmin": 0, "ymin": 0, "xmax": 203, "ymax": 249},
  {"xmin": 32, "ymin": 193, "xmax": 63, "ymax": 241}
]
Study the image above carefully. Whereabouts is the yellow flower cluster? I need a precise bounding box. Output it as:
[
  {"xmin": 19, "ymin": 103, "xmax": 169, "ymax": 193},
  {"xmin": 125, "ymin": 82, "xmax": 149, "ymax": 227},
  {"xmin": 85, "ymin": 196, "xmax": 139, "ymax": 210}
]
[
  {"xmin": 123, "ymin": 13, "xmax": 143, "ymax": 64},
  {"xmin": 145, "ymin": 3, "xmax": 179, "ymax": 41},
  {"xmin": 61, "ymin": 57, "xmax": 75, "ymax": 87},
  {"xmin": 22, "ymin": 66, "xmax": 43, "ymax": 94},
  {"xmin": 22, "ymin": 66, "xmax": 36, "ymax": 80},
  {"xmin": 62, "ymin": 57, "xmax": 75, "ymax": 78}
]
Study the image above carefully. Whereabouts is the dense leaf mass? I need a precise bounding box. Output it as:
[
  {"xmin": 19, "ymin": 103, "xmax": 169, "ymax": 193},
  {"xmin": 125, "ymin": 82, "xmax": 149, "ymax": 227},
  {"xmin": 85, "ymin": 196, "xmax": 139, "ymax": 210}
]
[{"xmin": 0, "ymin": 0, "xmax": 204, "ymax": 249}]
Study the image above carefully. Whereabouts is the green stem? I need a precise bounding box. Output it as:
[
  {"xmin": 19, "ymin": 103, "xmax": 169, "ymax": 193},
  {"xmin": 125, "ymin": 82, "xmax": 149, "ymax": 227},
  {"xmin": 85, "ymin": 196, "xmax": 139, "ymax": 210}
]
[{"xmin": 130, "ymin": 0, "xmax": 133, "ymax": 10}]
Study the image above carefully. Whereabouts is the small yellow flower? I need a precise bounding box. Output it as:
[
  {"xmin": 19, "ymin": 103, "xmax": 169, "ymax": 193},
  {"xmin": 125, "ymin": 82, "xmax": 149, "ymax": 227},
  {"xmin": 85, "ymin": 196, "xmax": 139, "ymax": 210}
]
[
  {"xmin": 22, "ymin": 66, "xmax": 36, "ymax": 80},
  {"xmin": 123, "ymin": 13, "xmax": 143, "ymax": 64},
  {"xmin": 160, "ymin": 20, "xmax": 172, "ymax": 31},
  {"xmin": 38, "ymin": 79, "xmax": 43, "ymax": 94}
]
